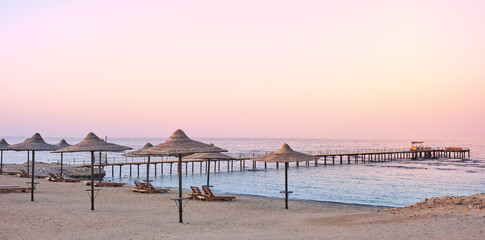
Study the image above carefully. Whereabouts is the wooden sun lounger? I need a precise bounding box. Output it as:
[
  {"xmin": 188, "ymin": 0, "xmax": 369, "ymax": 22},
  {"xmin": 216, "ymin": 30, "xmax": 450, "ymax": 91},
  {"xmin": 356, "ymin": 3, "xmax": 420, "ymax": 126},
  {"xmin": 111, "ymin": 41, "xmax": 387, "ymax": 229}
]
[
  {"xmin": 146, "ymin": 183, "xmax": 169, "ymax": 192},
  {"xmin": 130, "ymin": 181, "xmax": 147, "ymax": 191},
  {"xmin": 55, "ymin": 173, "xmax": 81, "ymax": 182},
  {"xmin": 46, "ymin": 172, "xmax": 63, "ymax": 182},
  {"xmin": 131, "ymin": 182, "xmax": 169, "ymax": 193},
  {"xmin": 202, "ymin": 186, "xmax": 236, "ymax": 201},
  {"xmin": 185, "ymin": 186, "xmax": 206, "ymax": 200},
  {"xmin": 18, "ymin": 170, "xmax": 46, "ymax": 179},
  {"xmin": 131, "ymin": 181, "xmax": 147, "ymax": 192},
  {"xmin": 0, "ymin": 185, "xmax": 31, "ymax": 193},
  {"xmin": 83, "ymin": 181, "xmax": 125, "ymax": 187},
  {"xmin": 17, "ymin": 170, "xmax": 29, "ymax": 178},
  {"xmin": 0, "ymin": 169, "xmax": 21, "ymax": 175},
  {"xmin": 132, "ymin": 181, "xmax": 145, "ymax": 189},
  {"xmin": 97, "ymin": 182, "xmax": 125, "ymax": 187}
]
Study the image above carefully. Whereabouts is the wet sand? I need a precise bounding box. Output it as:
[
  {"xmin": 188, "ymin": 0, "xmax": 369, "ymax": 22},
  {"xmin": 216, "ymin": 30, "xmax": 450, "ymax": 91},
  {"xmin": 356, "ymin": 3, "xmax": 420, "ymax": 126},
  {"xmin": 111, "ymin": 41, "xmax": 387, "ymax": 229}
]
[{"xmin": 0, "ymin": 170, "xmax": 484, "ymax": 240}]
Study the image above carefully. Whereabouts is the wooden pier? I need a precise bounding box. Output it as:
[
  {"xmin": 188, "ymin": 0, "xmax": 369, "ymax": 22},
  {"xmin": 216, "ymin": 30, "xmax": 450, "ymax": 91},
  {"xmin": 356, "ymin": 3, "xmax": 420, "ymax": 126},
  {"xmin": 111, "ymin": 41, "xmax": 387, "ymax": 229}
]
[
  {"xmin": 312, "ymin": 148, "xmax": 470, "ymax": 165},
  {"xmin": 77, "ymin": 147, "xmax": 470, "ymax": 178}
]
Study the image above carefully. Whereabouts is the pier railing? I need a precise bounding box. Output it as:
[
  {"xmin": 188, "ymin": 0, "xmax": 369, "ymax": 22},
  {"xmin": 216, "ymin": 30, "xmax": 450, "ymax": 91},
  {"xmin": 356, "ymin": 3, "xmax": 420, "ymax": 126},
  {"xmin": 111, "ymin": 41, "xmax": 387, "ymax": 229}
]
[{"xmin": 47, "ymin": 146, "xmax": 470, "ymax": 167}]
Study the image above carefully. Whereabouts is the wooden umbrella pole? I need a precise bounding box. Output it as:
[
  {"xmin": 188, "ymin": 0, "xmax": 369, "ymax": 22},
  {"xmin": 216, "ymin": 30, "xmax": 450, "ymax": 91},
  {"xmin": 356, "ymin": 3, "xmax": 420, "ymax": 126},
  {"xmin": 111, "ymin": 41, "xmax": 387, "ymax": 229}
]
[
  {"xmin": 99, "ymin": 152, "xmax": 102, "ymax": 183},
  {"xmin": 91, "ymin": 151, "xmax": 95, "ymax": 211},
  {"xmin": 1, "ymin": 150, "xmax": 3, "ymax": 171},
  {"xmin": 285, "ymin": 162, "xmax": 289, "ymax": 210},
  {"xmin": 27, "ymin": 151, "xmax": 30, "ymax": 174},
  {"xmin": 146, "ymin": 156, "xmax": 150, "ymax": 182},
  {"xmin": 60, "ymin": 152, "xmax": 63, "ymax": 177},
  {"xmin": 178, "ymin": 154, "xmax": 183, "ymax": 223},
  {"xmin": 206, "ymin": 159, "xmax": 211, "ymax": 187},
  {"xmin": 31, "ymin": 151, "xmax": 35, "ymax": 202}
]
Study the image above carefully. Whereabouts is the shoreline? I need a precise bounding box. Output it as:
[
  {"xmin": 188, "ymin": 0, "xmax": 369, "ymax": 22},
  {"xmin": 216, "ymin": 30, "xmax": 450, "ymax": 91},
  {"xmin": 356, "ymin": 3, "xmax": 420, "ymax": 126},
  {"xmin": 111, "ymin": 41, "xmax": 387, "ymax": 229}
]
[{"xmin": 206, "ymin": 191, "xmax": 395, "ymax": 209}]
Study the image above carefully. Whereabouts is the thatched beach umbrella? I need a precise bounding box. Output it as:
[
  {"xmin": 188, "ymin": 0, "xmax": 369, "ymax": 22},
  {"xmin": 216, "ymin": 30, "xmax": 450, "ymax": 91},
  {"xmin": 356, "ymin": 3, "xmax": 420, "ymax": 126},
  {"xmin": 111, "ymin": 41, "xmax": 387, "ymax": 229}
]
[
  {"xmin": 10, "ymin": 133, "xmax": 57, "ymax": 202},
  {"xmin": 252, "ymin": 143, "xmax": 314, "ymax": 210},
  {"xmin": 123, "ymin": 143, "xmax": 155, "ymax": 183},
  {"xmin": 52, "ymin": 132, "xmax": 132, "ymax": 211},
  {"xmin": 54, "ymin": 139, "xmax": 71, "ymax": 177},
  {"xmin": 184, "ymin": 152, "xmax": 235, "ymax": 188},
  {"xmin": 141, "ymin": 129, "xmax": 227, "ymax": 223},
  {"xmin": 0, "ymin": 138, "xmax": 11, "ymax": 172}
]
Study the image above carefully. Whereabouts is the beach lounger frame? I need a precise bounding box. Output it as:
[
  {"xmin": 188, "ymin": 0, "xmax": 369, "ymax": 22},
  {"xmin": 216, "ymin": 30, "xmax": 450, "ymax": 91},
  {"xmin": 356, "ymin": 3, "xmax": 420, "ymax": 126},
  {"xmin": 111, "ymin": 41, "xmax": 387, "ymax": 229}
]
[
  {"xmin": 18, "ymin": 169, "xmax": 46, "ymax": 179},
  {"xmin": 0, "ymin": 169, "xmax": 21, "ymax": 175},
  {"xmin": 185, "ymin": 186, "xmax": 206, "ymax": 200},
  {"xmin": 83, "ymin": 181, "xmax": 125, "ymax": 187},
  {"xmin": 0, "ymin": 184, "xmax": 32, "ymax": 193},
  {"xmin": 55, "ymin": 172, "xmax": 82, "ymax": 182},
  {"xmin": 131, "ymin": 181, "xmax": 169, "ymax": 193},
  {"xmin": 201, "ymin": 186, "xmax": 236, "ymax": 201},
  {"xmin": 46, "ymin": 172, "xmax": 63, "ymax": 182}
]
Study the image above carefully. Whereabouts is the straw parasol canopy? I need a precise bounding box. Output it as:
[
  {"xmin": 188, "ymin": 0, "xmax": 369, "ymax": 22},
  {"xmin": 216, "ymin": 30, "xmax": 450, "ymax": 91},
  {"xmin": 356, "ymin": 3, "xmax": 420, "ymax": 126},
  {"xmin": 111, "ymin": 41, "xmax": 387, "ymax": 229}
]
[
  {"xmin": 123, "ymin": 143, "xmax": 154, "ymax": 157},
  {"xmin": 0, "ymin": 138, "xmax": 11, "ymax": 171},
  {"xmin": 141, "ymin": 129, "xmax": 227, "ymax": 224},
  {"xmin": 10, "ymin": 133, "xmax": 57, "ymax": 202},
  {"xmin": 144, "ymin": 129, "xmax": 227, "ymax": 157},
  {"xmin": 252, "ymin": 143, "xmax": 314, "ymax": 163},
  {"xmin": 184, "ymin": 152, "xmax": 235, "ymax": 188},
  {"xmin": 52, "ymin": 132, "xmax": 132, "ymax": 211},
  {"xmin": 0, "ymin": 138, "xmax": 10, "ymax": 150},
  {"xmin": 10, "ymin": 133, "xmax": 57, "ymax": 151},
  {"xmin": 54, "ymin": 139, "xmax": 71, "ymax": 149},
  {"xmin": 252, "ymin": 143, "xmax": 315, "ymax": 210},
  {"xmin": 53, "ymin": 139, "xmax": 71, "ymax": 177},
  {"xmin": 53, "ymin": 132, "xmax": 131, "ymax": 153}
]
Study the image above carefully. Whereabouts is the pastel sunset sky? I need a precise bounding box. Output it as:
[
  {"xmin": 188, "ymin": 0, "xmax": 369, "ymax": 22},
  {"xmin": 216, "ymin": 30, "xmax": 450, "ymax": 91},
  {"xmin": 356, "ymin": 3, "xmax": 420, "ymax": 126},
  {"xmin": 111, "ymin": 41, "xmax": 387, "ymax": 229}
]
[{"xmin": 1, "ymin": 0, "xmax": 484, "ymax": 138}]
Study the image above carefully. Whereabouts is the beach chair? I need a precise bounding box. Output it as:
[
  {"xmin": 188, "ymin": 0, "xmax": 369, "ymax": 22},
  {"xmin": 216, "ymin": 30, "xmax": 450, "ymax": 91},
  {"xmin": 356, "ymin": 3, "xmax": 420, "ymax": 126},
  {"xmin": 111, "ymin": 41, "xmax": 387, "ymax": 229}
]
[
  {"xmin": 131, "ymin": 182, "xmax": 169, "ymax": 193},
  {"xmin": 96, "ymin": 182, "xmax": 125, "ymax": 187},
  {"xmin": 46, "ymin": 172, "xmax": 63, "ymax": 182},
  {"xmin": 83, "ymin": 181, "xmax": 125, "ymax": 187},
  {"xmin": 185, "ymin": 186, "xmax": 205, "ymax": 200},
  {"xmin": 132, "ymin": 181, "xmax": 148, "ymax": 189},
  {"xmin": 17, "ymin": 169, "xmax": 46, "ymax": 179},
  {"xmin": 146, "ymin": 183, "xmax": 169, "ymax": 193},
  {"xmin": 17, "ymin": 169, "xmax": 29, "ymax": 178},
  {"xmin": 0, "ymin": 169, "xmax": 21, "ymax": 175},
  {"xmin": 131, "ymin": 181, "xmax": 144, "ymax": 191},
  {"xmin": 201, "ymin": 186, "xmax": 236, "ymax": 201},
  {"xmin": 0, "ymin": 185, "xmax": 31, "ymax": 193},
  {"xmin": 55, "ymin": 172, "xmax": 81, "ymax": 182},
  {"xmin": 130, "ymin": 181, "xmax": 145, "ymax": 191}
]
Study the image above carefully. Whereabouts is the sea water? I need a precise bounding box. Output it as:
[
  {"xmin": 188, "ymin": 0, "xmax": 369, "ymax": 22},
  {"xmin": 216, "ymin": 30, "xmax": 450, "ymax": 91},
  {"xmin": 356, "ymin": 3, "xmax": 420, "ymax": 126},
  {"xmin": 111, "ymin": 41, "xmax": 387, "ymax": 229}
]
[{"xmin": 2, "ymin": 136, "xmax": 484, "ymax": 207}]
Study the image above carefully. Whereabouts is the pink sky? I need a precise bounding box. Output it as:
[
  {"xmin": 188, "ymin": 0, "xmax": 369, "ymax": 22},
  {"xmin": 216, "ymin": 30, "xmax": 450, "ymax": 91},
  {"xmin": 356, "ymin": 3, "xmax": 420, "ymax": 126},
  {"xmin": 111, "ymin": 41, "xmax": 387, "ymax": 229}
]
[{"xmin": 1, "ymin": 0, "xmax": 484, "ymax": 138}]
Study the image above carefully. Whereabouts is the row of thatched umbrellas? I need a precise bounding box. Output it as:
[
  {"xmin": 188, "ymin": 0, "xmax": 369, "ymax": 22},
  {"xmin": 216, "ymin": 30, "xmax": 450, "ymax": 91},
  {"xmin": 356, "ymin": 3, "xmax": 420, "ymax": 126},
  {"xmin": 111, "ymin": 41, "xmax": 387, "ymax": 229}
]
[
  {"xmin": 1, "ymin": 134, "xmax": 92, "ymax": 202},
  {"xmin": 0, "ymin": 137, "xmax": 72, "ymax": 176},
  {"xmin": 0, "ymin": 133, "xmax": 132, "ymax": 207},
  {"xmin": 1, "ymin": 129, "xmax": 315, "ymax": 223}
]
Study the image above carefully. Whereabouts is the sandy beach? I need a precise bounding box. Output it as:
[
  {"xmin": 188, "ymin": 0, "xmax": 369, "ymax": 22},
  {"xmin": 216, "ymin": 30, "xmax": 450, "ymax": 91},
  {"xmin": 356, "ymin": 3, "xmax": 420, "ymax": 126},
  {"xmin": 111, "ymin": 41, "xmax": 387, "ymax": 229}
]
[{"xmin": 1, "ymin": 167, "xmax": 483, "ymax": 240}]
